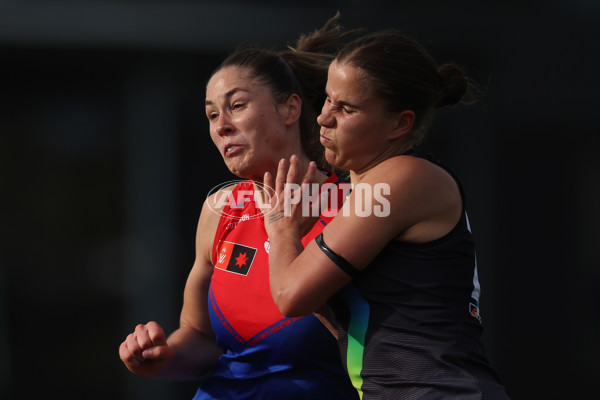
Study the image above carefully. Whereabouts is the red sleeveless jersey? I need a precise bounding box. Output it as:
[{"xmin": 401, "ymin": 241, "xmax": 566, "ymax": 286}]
[{"xmin": 194, "ymin": 171, "xmax": 357, "ymax": 400}]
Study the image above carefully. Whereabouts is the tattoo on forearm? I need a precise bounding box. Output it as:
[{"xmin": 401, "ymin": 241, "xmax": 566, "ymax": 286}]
[{"xmin": 267, "ymin": 210, "xmax": 285, "ymax": 224}]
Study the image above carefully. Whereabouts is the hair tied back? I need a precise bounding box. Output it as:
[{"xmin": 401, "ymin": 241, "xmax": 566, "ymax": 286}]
[{"xmin": 436, "ymin": 63, "xmax": 468, "ymax": 108}]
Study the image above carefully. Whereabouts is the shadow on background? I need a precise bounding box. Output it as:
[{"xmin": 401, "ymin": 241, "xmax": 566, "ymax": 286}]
[{"xmin": 1, "ymin": 1, "xmax": 598, "ymax": 399}]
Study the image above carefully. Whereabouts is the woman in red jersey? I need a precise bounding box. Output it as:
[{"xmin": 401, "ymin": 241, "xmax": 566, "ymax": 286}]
[{"xmin": 119, "ymin": 14, "xmax": 360, "ymax": 400}]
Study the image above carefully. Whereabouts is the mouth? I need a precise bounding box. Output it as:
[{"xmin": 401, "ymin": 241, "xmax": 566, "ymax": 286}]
[
  {"xmin": 224, "ymin": 144, "xmax": 242, "ymax": 156},
  {"xmin": 319, "ymin": 127, "xmax": 332, "ymax": 143},
  {"xmin": 319, "ymin": 134, "xmax": 331, "ymax": 144}
]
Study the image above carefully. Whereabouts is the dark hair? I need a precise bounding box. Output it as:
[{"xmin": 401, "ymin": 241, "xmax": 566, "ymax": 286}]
[
  {"xmin": 335, "ymin": 30, "xmax": 474, "ymax": 144},
  {"xmin": 210, "ymin": 13, "xmax": 360, "ymax": 165}
]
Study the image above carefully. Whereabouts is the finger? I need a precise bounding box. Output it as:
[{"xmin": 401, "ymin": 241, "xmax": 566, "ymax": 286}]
[
  {"xmin": 265, "ymin": 171, "xmax": 281, "ymax": 213},
  {"xmin": 119, "ymin": 340, "xmax": 135, "ymax": 362},
  {"xmin": 287, "ymin": 154, "xmax": 300, "ymax": 186},
  {"xmin": 263, "ymin": 171, "xmax": 273, "ymax": 196},
  {"xmin": 275, "ymin": 158, "xmax": 289, "ymax": 194},
  {"xmin": 134, "ymin": 324, "xmax": 153, "ymax": 350},
  {"xmin": 123, "ymin": 334, "xmax": 144, "ymax": 362},
  {"xmin": 301, "ymin": 161, "xmax": 318, "ymax": 186},
  {"xmin": 142, "ymin": 344, "xmax": 172, "ymax": 360},
  {"xmin": 297, "ymin": 161, "xmax": 317, "ymax": 211},
  {"xmin": 119, "ymin": 341, "xmax": 141, "ymax": 368},
  {"xmin": 146, "ymin": 321, "xmax": 167, "ymax": 347}
]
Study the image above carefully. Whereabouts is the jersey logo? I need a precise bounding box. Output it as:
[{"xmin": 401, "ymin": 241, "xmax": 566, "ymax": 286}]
[
  {"xmin": 469, "ymin": 299, "xmax": 482, "ymax": 323},
  {"xmin": 215, "ymin": 241, "xmax": 257, "ymax": 276}
]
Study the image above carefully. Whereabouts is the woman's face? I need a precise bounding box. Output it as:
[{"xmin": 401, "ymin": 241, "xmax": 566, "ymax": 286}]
[
  {"xmin": 205, "ymin": 66, "xmax": 289, "ymax": 180},
  {"xmin": 317, "ymin": 60, "xmax": 399, "ymax": 173}
]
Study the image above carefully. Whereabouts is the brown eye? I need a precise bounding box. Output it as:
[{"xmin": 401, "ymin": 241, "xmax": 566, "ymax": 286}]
[{"xmin": 231, "ymin": 102, "xmax": 245, "ymax": 111}]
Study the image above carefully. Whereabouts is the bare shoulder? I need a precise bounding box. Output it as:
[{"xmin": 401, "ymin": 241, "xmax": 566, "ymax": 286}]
[
  {"xmin": 369, "ymin": 154, "xmax": 462, "ymax": 242},
  {"xmin": 362, "ymin": 154, "xmax": 453, "ymax": 189}
]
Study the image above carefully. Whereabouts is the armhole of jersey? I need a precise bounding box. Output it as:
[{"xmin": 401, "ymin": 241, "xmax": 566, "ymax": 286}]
[{"xmin": 406, "ymin": 150, "xmax": 467, "ymax": 216}]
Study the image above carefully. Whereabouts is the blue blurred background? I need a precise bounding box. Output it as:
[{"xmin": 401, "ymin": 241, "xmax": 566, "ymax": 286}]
[{"xmin": 1, "ymin": 1, "xmax": 598, "ymax": 399}]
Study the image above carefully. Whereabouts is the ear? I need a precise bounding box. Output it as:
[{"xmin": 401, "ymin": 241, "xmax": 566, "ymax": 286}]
[
  {"xmin": 389, "ymin": 110, "xmax": 415, "ymax": 139},
  {"xmin": 281, "ymin": 93, "xmax": 302, "ymax": 126}
]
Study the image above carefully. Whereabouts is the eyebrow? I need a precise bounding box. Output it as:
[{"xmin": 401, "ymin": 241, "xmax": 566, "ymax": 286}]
[
  {"xmin": 338, "ymin": 99, "xmax": 361, "ymax": 109},
  {"xmin": 330, "ymin": 97, "xmax": 361, "ymax": 110},
  {"xmin": 325, "ymin": 89, "xmax": 361, "ymax": 110},
  {"xmin": 205, "ymin": 87, "xmax": 249, "ymax": 106}
]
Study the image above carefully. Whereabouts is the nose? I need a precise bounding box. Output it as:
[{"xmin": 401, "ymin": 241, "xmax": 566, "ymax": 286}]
[
  {"xmin": 215, "ymin": 114, "xmax": 234, "ymax": 136},
  {"xmin": 317, "ymin": 108, "xmax": 334, "ymax": 128}
]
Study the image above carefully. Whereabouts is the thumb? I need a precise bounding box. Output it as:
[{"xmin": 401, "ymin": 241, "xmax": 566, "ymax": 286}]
[{"xmin": 142, "ymin": 344, "xmax": 173, "ymax": 361}]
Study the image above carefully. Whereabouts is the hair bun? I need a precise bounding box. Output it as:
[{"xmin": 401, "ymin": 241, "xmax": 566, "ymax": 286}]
[{"xmin": 436, "ymin": 63, "xmax": 468, "ymax": 108}]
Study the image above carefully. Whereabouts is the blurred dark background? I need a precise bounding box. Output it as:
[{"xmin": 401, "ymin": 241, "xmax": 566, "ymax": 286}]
[{"xmin": 1, "ymin": 1, "xmax": 598, "ymax": 399}]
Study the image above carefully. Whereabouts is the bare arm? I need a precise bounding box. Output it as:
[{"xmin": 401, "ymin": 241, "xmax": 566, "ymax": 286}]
[
  {"xmin": 265, "ymin": 155, "xmax": 462, "ymax": 317},
  {"xmin": 119, "ymin": 197, "xmax": 223, "ymax": 380}
]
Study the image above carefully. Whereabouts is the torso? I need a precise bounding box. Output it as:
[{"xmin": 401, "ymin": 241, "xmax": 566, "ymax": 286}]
[
  {"xmin": 194, "ymin": 174, "xmax": 358, "ymax": 400},
  {"xmin": 324, "ymin": 153, "xmax": 511, "ymax": 399}
]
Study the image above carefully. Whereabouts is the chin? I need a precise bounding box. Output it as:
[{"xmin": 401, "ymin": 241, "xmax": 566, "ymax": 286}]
[
  {"xmin": 229, "ymin": 166, "xmax": 259, "ymax": 181},
  {"xmin": 325, "ymin": 151, "xmax": 339, "ymax": 168},
  {"xmin": 225, "ymin": 163, "xmax": 245, "ymax": 178}
]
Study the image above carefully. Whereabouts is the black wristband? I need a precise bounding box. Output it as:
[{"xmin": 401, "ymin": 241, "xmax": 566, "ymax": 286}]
[{"xmin": 315, "ymin": 233, "xmax": 359, "ymax": 278}]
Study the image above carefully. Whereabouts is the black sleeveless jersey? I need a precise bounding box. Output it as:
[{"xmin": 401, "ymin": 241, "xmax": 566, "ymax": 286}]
[{"xmin": 323, "ymin": 152, "xmax": 510, "ymax": 399}]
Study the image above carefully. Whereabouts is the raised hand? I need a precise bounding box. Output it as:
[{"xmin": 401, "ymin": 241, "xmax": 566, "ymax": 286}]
[{"xmin": 262, "ymin": 155, "xmax": 319, "ymax": 238}]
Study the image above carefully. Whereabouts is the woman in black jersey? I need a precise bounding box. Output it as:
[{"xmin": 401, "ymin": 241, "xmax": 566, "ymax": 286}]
[{"xmin": 264, "ymin": 30, "xmax": 511, "ymax": 399}]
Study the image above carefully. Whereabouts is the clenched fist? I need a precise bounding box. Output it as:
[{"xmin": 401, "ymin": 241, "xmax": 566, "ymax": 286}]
[{"xmin": 119, "ymin": 321, "xmax": 174, "ymax": 378}]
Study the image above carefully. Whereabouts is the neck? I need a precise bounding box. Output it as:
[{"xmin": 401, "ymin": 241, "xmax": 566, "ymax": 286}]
[
  {"xmin": 286, "ymin": 154, "xmax": 330, "ymax": 186},
  {"xmin": 249, "ymin": 152, "xmax": 329, "ymax": 186}
]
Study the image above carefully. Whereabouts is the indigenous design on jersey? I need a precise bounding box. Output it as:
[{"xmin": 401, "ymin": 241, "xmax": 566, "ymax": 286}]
[{"xmin": 338, "ymin": 285, "xmax": 369, "ymax": 399}]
